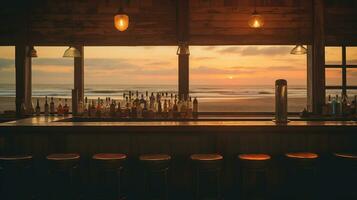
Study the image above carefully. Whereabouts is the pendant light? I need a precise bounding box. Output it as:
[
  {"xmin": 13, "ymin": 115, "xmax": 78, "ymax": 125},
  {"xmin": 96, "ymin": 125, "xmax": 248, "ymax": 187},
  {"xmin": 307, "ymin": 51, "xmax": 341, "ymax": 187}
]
[
  {"xmin": 248, "ymin": 0, "xmax": 264, "ymax": 28},
  {"xmin": 27, "ymin": 4, "xmax": 38, "ymax": 58},
  {"xmin": 291, "ymin": 1, "xmax": 307, "ymax": 55},
  {"xmin": 176, "ymin": 42, "xmax": 190, "ymax": 55},
  {"xmin": 114, "ymin": 0, "xmax": 129, "ymax": 31},
  {"xmin": 29, "ymin": 46, "xmax": 38, "ymax": 57},
  {"xmin": 290, "ymin": 45, "xmax": 307, "ymax": 55},
  {"xmin": 63, "ymin": 1, "xmax": 81, "ymax": 58},
  {"xmin": 63, "ymin": 46, "xmax": 81, "ymax": 58}
]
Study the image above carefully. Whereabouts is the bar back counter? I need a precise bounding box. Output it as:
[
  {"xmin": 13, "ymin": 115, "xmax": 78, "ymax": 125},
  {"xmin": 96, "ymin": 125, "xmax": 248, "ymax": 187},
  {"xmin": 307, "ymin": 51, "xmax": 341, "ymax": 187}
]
[{"xmin": 0, "ymin": 116, "xmax": 356, "ymax": 199}]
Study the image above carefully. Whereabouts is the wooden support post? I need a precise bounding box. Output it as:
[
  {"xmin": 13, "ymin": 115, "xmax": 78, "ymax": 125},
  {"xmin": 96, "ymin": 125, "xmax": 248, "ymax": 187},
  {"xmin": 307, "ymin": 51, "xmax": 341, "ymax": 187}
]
[
  {"xmin": 178, "ymin": 46, "xmax": 189, "ymax": 100},
  {"xmin": 177, "ymin": 0, "xmax": 189, "ymax": 100},
  {"xmin": 307, "ymin": 0, "xmax": 325, "ymax": 114},
  {"xmin": 74, "ymin": 46, "xmax": 84, "ymax": 113},
  {"xmin": 15, "ymin": 44, "xmax": 32, "ymax": 117}
]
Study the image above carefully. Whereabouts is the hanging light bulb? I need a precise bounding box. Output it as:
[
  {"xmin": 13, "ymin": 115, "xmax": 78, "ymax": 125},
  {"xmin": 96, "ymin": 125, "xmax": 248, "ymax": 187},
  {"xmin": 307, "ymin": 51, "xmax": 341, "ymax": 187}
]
[
  {"xmin": 248, "ymin": 10, "xmax": 264, "ymax": 28},
  {"xmin": 114, "ymin": 13, "xmax": 129, "ymax": 31},
  {"xmin": 290, "ymin": 45, "xmax": 307, "ymax": 55},
  {"xmin": 176, "ymin": 43, "xmax": 190, "ymax": 55},
  {"xmin": 63, "ymin": 46, "xmax": 81, "ymax": 58},
  {"xmin": 114, "ymin": 0, "xmax": 129, "ymax": 33},
  {"xmin": 248, "ymin": 0, "xmax": 264, "ymax": 28},
  {"xmin": 29, "ymin": 46, "xmax": 38, "ymax": 58}
]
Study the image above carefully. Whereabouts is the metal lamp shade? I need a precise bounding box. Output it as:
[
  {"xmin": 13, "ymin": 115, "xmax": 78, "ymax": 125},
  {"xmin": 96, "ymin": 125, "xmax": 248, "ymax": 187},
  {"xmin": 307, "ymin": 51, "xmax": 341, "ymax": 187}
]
[
  {"xmin": 290, "ymin": 45, "xmax": 307, "ymax": 55},
  {"xmin": 63, "ymin": 46, "xmax": 81, "ymax": 58}
]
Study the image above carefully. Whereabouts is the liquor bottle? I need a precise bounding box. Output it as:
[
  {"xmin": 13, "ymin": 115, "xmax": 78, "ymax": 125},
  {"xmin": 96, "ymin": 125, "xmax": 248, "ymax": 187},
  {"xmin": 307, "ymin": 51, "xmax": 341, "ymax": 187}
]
[
  {"xmin": 326, "ymin": 95, "xmax": 332, "ymax": 115},
  {"xmin": 341, "ymin": 93, "xmax": 349, "ymax": 115},
  {"xmin": 82, "ymin": 97, "xmax": 88, "ymax": 117},
  {"xmin": 172, "ymin": 99, "xmax": 178, "ymax": 119},
  {"xmin": 125, "ymin": 102, "xmax": 130, "ymax": 118},
  {"xmin": 140, "ymin": 94, "xmax": 145, "ymax": 105},
  {"xmin": 129, "ymin": 91, "xmax": 132, "ymax": 103},
  {"xmin": 150, "ymin": 92, "xmax": 155, "ymax": 111},
  {"xmin": 145, "ymin": 91, "xmax": 149, "ymax": 104},
  {"xmin": 96, "ymin": 98, "xmax": 102, "ymax": 117},
  {"xmin": 63, "ymin": 99, "xmax": 69, "ymax": 115},
  {"xmin": 57, "ymin": 98, "xmax": 63, "ymax": 116},
  {"xmin": 168, "ymin": 99, "xmax": 173, "ymax": 119},
  {"xmin": 131, "ymin": 100, "xmax": 137, "ymax": 118},
  {"xmin": 116, "ymin": 102, "xmax": 122, "ymax": 118},
  {"xmin": 90, "ymin": 100, "xmax": 96, "ymax": 117},
  {"xmin": 354, "ymin": 95, "xmax": 357, "ymax": 116},
  {"xmin": 110, "ymin": 100, "xmax": 116, "ymax": 117},
  {"xmin": 157, "ymin": 99, "xmax": 162, "ymax": 117},
  {"xmin": 142, "ymin": 101, "xmax": 148, "ymax": 118},
  {"xmin": 20, "ymin": 99, "xmax": 27, "ymax": 116},
  {"xmin": 180, "ymin": 95, "xmax": 187, "ymax": 118},
  {"xmin": 187, "ymin": 96, "xmax": 193, "ymax": 118},
  {"xmin": 29, "ymin": 101, "xmax": 35, "ymax": 115},
  {"xmin": 193, "ymin": 97, "xmax": 198, "ymax": 118},
  {"xmin": 78, "ymin": 99, "xmax": 83, "ymax": 116},
  {"xmin": 44, "ymin": 96, "xmax": 50, "ymax": 116},
  {"xmin": 134, "ymin": 91, "xmax": 139, "ymax": 104},
  {"xmin": 101, "ymin": 99, "xmax": 106, "ymax": 116},
  {"xmin": 35, "ymin": 99, "xmax": 41, "ymax": 116},
  {"xmin": 50, "ymin": 97, "xmax": 55, "ymax": 115},
  {"xmin": 105, "ymin": 98, "xmax": 110, "ymax": 117},
  {"xmin": 335, "ymin": 95, "xmax": 341, "ymax": 116},
  {"xmin": 163, "ymin": 99, "xmax": 168, "ymax": 113},
  {"xmin": 137, "ymin": 100, "xmax": 143, "ymax": 119}
]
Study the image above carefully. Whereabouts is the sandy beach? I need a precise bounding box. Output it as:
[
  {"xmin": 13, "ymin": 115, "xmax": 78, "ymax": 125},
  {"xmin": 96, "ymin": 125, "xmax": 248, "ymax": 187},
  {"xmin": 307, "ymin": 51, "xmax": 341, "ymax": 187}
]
[{"xmin": 0, "ymin": 96, "xmax": 306, "ymax": 114}]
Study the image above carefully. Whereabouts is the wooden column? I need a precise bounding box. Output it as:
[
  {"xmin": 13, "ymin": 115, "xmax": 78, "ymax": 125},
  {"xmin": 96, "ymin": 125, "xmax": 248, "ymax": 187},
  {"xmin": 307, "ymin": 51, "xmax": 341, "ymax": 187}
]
[
  {"xmin": 177, "ymin": 0, "xmax": 189, "ymax": 100},
  {"xmin": 307, "ymin": 0, "xmax": 325, "ymax": 114},
  {"xmin": 178, "ymin": 47, "xmax": 189, "ymax": 100},
  {"xmin": 15, "ymin": 44, "xmax": 32, "ymax": 116},
  {"xmin": 74, "ymin": 46, "xmax": 84, "ymax": 112}
]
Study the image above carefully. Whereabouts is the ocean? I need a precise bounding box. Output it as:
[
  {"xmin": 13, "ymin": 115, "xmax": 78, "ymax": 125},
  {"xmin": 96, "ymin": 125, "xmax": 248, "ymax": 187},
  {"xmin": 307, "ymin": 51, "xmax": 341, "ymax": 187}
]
[{"xmin": 0, "ymin": 84, "xmax": 307, "ymax": 99}]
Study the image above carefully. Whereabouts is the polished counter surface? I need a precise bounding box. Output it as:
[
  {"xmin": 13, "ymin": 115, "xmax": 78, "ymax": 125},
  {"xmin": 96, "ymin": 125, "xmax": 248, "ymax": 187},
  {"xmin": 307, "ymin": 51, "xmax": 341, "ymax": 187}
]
[{"xmin": 0, "ymin": 115, "xmax": 356, "ymax": 127}]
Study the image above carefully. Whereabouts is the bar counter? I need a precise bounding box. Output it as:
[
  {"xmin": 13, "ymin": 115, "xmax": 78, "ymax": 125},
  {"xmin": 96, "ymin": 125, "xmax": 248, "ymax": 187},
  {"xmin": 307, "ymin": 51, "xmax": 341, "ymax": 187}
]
[
  {"xmin": 0, "ymin": 115, "xmax": 356, "ymax": 198},
  {"xmin": 1, "ymin": 115, "xmax": 357, "ymax": 128}
]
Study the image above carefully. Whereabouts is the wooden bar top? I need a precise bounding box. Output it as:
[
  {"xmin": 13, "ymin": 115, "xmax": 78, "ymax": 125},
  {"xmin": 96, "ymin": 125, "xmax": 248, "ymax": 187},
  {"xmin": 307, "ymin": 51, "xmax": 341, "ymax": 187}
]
[{"xmin": 0, "ymin": 115, "xmax": 356, "ymax": 128}]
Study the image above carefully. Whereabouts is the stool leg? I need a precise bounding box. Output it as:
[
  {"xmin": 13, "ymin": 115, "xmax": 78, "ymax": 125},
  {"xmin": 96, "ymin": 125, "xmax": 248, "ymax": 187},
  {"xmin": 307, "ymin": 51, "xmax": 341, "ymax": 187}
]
[
  {"xmin": 195, "ymin": 168, "xmax": 200, "ymax": 200},
  {"xmin": 164, "ymin": 169, "xmax": 169, "ymax": 200},
  {"xmin": 117, "ymin": 167, "xmax": 122, "ymax": 200},
  {"xmin": 216, "ymin": 169, "xmax": 221, "ymax": 200}
]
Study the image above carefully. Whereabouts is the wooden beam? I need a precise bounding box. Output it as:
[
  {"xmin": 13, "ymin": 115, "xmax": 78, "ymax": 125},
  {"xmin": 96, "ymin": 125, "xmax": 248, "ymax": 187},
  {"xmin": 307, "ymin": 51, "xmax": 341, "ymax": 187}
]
[
  {"xmin": 177, "ymin": 0, "xmax": 189, "ymax": 100},
  {"xmin": 74, "ymin": 45, "xmax": 84, "ymax": 114},
  {"xmin": 15, "ymin": 44, "xmax": 32, "ymax": 117},
  {"xmin": 307, "ymin": 0, "xmax": 325, "ymax": 114}
]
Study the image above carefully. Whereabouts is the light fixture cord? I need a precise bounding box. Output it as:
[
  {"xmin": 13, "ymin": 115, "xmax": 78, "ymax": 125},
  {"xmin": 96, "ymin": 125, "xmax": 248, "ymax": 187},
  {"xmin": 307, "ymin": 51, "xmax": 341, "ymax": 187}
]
[
  {"xmin": 254, "ymin": 0, "xmax": 257, "ymax": 13},
  {"xmin": 297, "ymin": 0, "xmax": 302, "ymax": 44},
  {"xmin": 119, "ymin": 0, "xmax": 123, "ymax": 12}
]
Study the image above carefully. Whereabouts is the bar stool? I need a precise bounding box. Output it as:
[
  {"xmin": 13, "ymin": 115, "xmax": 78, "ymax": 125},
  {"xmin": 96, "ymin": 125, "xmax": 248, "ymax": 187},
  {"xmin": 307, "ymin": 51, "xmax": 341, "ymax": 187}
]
[
  {"xmin": 190, "ymin": 153, "xmax": 223, "ymax": 200},
  {"xmin": 238, "ymin": 154, "xmax": 271, "ymax": 200},
  {"xmin": 284, "ymin": 152, "xmax": 318, "ymax": 200},
  {"xmin": 92, "ymin": 153, "xmax": 127, "ymax": 200},
  {"xmin": 332, "ymin": 153, "xmax": 357, "ymax": 199},
  {"xmin": 0, "ymin": 155, "xmax": 33, "ymax": 200},
  {"xmin": 139, "ymin": 154, "xmax": 171, "ymax": 200},
  {"xmin": 46, "ymin": 153, "xmax": 80, "ymax": 200}
]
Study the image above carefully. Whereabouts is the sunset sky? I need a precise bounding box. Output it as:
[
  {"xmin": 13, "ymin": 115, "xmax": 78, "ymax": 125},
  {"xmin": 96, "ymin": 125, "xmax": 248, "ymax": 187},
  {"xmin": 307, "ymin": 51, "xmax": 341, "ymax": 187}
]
[{"xmin": 0, "ymin": 45, "xmax": 356, "ymax": 86}]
